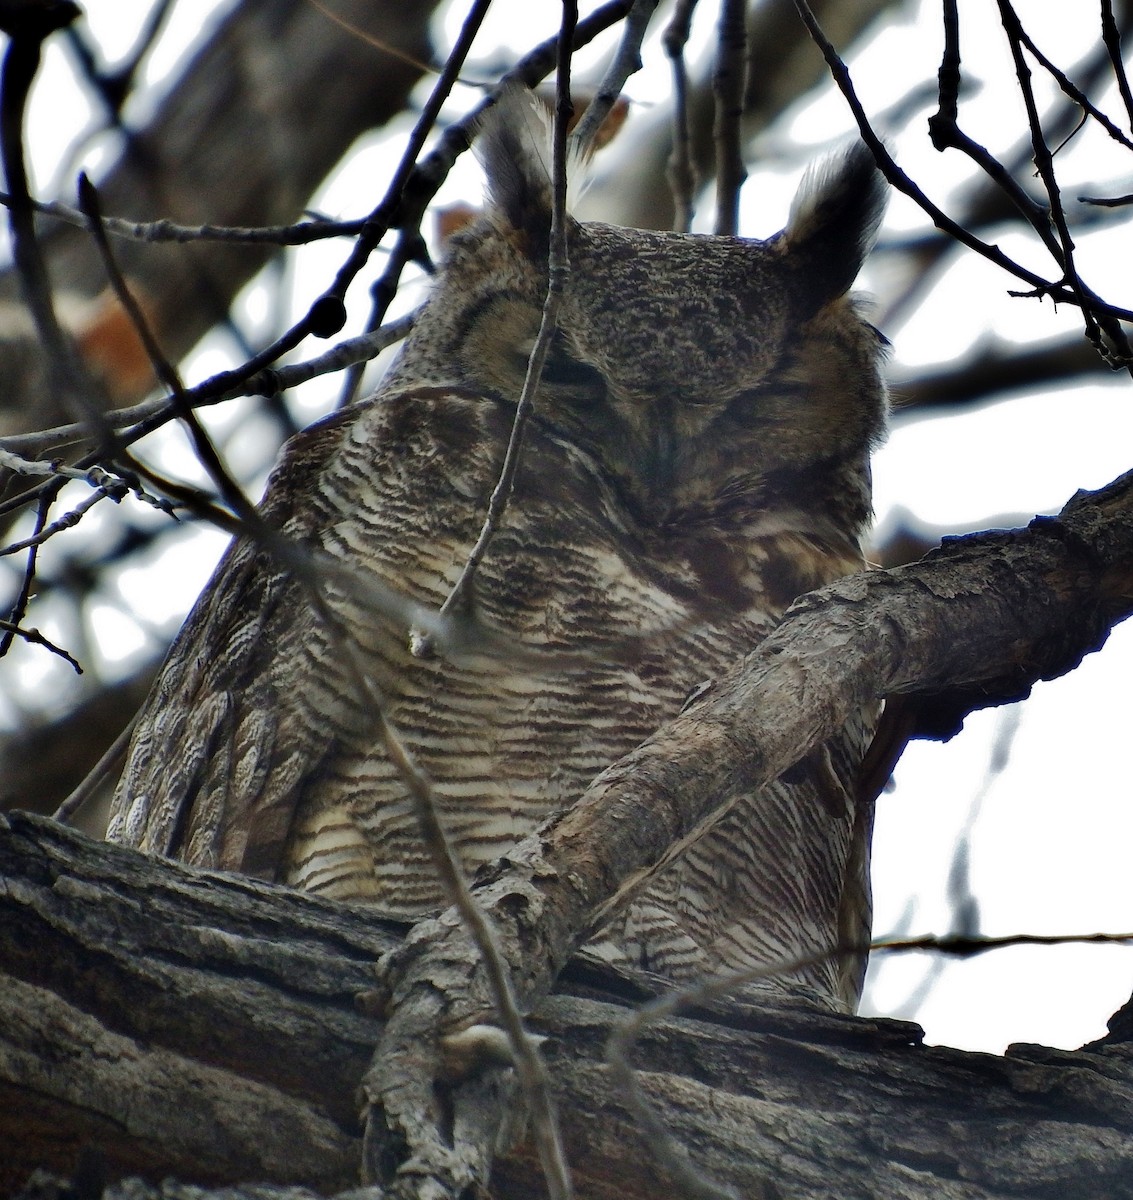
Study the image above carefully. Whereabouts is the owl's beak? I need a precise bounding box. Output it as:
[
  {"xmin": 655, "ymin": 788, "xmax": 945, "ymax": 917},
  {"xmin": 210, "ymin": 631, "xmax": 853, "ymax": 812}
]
[{"xmin": 608, "ymin": 396, "xmax": 677, "ymax": 525}]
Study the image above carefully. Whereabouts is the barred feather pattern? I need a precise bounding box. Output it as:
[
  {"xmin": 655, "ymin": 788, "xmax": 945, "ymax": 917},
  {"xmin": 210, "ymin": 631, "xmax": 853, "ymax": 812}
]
[
  {"xmin": 110, "ymin": 95, "xmax": 887, "ymax": 1012},
  {"xmin": 111, "ymin": 385, "xmax": 874, "ymax": 1008}
]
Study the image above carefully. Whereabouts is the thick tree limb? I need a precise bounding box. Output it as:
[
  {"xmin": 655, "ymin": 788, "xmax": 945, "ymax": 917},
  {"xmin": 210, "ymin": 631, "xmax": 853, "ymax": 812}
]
[
  {"xmin": 5, "ymin": 472, "xmax": 1133, "ymax": 1199},
  {"xmin": 2, "ymin": 811, "xmax": 1132, "ymax": 1200},
  {"xmin": 362, "ymin": 467, "xmax": 1133, "ymax": 1195}
]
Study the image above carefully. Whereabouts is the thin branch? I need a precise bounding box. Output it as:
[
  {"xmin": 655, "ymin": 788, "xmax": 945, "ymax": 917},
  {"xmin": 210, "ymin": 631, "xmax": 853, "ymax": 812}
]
[
  {"xmin": 50, "ymin": 1, "xmax": 175, "ymax": 196},
  {"xmin": 338, "ymin": 231, "xmax": 429, "ymax": 409},
  {"xmin": 389, "ymin": 0, "xmax": 633, "ymax": 227},
  {"xmin": 1010, "ymin": 17, "xmax": 1133, "ymax": 152},
  {"xmin": 0, "ymin": 617, "xmax": 82, "ymax": 672},
  {"xmin": 0, "ymin": 6, "xmax": 118, "ymax": 452},
  {"xmin": 927, "ymin": 1, "xmax": 1133, "ymax": 364},
  {"xmin": 0, "ymin": 448, "xmax": 127, "ymax": 489},
  {"xmin": 0, "ymin": 314, "xmax": 416, "ymax": 459},
  {"xmin": 878, "ymin": 929, "xmax": 1133, "ymax": 956},
  {"xmin": 434, "ymin": 76, "xmax": 577, "ymax": 634},
  {"xmin": 76, "ymin": 173, "xmax": 262, "ymax": 532},
  {"xmin": 790, "ymin": 0, "xmax": 1133, "ymax": 339},
  {"xmin": 1081, "ymin": 190, "xmax": 1133, "ymax": 206},
  {"xmin": 877, "ymin": 25, "xmax": 1128, "ymax": 331},
  {"xmin": 323, "ymin": 0, "xmax": 494, "ymax": 308},
  {"xmin": 995, "ymin": 1, "xmax": 1111, "ymax": 359},
  {"xmin": 502, "ymin": 23, "xmax": 577, "ymax": 1196},
  {"xmin": 1100, "ymin": 0, "xmax": 1133, "ymax": 132},
  {"xmin": 569, "ymin": 0, "xmax": 658, "ymax": 150},
  {"xmin": 1, "ymin": 485, "xmax": 58, "ymax": 663},
  {"xmin": 52, "ymin": 710, "xmax": 139, "ymax": 825},
  {"xmin": 64, "ymin": 0, "xmax": 174, "ymax": 122},
  {"xmin": 362, "ymin": 12, "xmax": 583, "ymax": 1200},
  {"xmin": 306, "ymin": 0, "xmax": 451, "ymax": 79},
  {"xmin": 712, "ymin": 0, "xmax": 746, "ymax": 235},
  {"xmin": 0, "ymin": 190, "xmax": 374, "ymax": 245},
  {"xmin": 927, "ymin": 3, "xmax": 1057, "ymax": 243},
  {"xmin": 663, "ymin": 0, "xmax": 700, "ymax": 233},
  {"xmin": 0, "ymin": 483, "xmax": 113, "ymax": 556}
]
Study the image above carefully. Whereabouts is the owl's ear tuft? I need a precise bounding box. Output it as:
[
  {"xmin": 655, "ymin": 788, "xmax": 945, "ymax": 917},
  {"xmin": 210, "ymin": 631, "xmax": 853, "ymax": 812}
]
[
  {"xmin": 784, "ymin": 142, "xmax": 887, "ymax": 311},
  {"xmin": 476, "ymin": 87, "xmax": 555, "ymax": 253},
  {"xmin": 476, "ymin": 85, "xmax": 591, "ymax": 255}
]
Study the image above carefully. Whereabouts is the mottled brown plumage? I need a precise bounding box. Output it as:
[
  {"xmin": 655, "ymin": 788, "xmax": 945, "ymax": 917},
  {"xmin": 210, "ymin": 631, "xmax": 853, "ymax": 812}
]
[{"xmin": 109, "ymin": 92, "xmax": 887, "ymax": 1010}]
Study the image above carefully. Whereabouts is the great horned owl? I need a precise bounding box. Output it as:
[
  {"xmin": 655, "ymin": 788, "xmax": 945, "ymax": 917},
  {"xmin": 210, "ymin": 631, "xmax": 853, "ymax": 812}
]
[{"xmin": 108, "ymin": 92, "xmax": 887, "ymax": 1011}]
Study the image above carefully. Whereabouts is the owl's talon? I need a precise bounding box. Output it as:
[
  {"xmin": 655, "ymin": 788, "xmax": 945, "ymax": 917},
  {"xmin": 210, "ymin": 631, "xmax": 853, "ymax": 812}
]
[
  {"xmin": 439, "ymin": 1023, "xmax": 546, "ymax": 1081},
  {"xmin": 355, "ymin": 986, "xmax": 390, "ymax": 1019}
]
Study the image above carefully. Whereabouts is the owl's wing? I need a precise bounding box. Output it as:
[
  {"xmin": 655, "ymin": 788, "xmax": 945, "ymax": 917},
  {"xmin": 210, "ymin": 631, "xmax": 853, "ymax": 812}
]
[{"xmin": 108, "ymin": 404, "xmax": 366, "ymax": 879}]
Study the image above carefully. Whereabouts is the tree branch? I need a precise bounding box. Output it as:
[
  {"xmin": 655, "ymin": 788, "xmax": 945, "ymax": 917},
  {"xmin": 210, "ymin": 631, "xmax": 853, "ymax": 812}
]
[
  {"xmin": 3, "ymin": 810, "xmax": 1132, "ymax": 1200},
  {"xmin": 0, "ymin": 0, "xmax": 443, "ymax": 438},
  {"xmin": 356, "ymin": 466, "xmax": 1133, "ymax": 1196}
]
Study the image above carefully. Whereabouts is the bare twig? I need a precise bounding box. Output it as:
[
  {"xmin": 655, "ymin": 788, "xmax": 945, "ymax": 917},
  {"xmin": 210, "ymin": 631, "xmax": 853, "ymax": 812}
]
[
  {"xmin": 306, "ymin": 0, "xmax": 451, "ymax": 79},
  {"xmin": 790, "ymin": 0, "xmax": 1133, "ymax": 336},
  {"xmin": 0, "ymin": 617, "xmax": 82, "ymax": 672},
  {"xmin": 323, "ymin": 0, "xmax": 494, "ymax": 308},
  {"xmin": 1100, "ymin": 0, "xmax": 1133, "ymax": 132},
  {"xmin": 361, "ymin": 12, "xmax": 586, "ymax": 1199},
  {"xmin": 64, "ymin": 0, "xmax": 174, "ymax": 122},
  {"xmin": 337, "ymin": 231, "xmax": 429, "ymax": 409},
  {"xmin": 926, "ymin": 1, "xmax": 1133, "ymax": 366},
  {"xmin": 712, "ymin": 0, "xmax": 746, "ymax": 235},
  {"xmin": 0, "ymin": 448, "xmax": 126, "ymax": 488},
  {"xmin": 1081, "ymin": 190, "xmax": 1133, "ymax": 207},
  {"xmin": 494, "ymin": 26, "xmax": 577, "ymax": 1197},
  {"xmin": 0, "ymin": 448, "xmax": 87, "ymax": 674},
  {"xmin": 0, "ymin": 315, "xmax": 417, "ymax": 459},
  {"xmin": 435, "ymin": 79, "xmax": 576, "ymax": 633},
  {"xmin": 995, "ymin": 1, "xmax": 1111, "ymax": 360},
  {"xmin": 49, "ymin": 1, "xmax": 174, "ymax": 196},
  {"xmin": 928, "ymin": 3, "xmax": 1055, "ymax": 239},
  {"xmin": 53, "ymin": 710, "xmax": 139, "ymax": 825},
  {"xmin": 569, "ymin": 0, "xmax": 658, "ymax": 150},
  {"xmin": 663, "ymin": 0, "xmax": 700, "ymax": 232},
  {"xmin": 0, "ymin": 5, "xmax": 117, "ymax": 451},
  {"xmin": 1009, "ymin": 18, "xmax": 1133, "ymax": 152},
  {"xmin": 77, "ymin": 173, "xmax": 264, "ymax": 531},
  {"xmin": 386, "ymin": 0, "xmax": 632, "ymax": 231},
  {"xmin": 0, "ymin": 483, "xmax": 113, "ymax": 556},
  {"xmin": 0, "ymin": 191, "xmax": 374, "ymax": 245},
  {"xmin": 77, "ymin": 177, "xmax": 453, "ymax": 681},
  {"xmin": 1, "ymin": 486, "xmax": 56, "ymax": 662}
]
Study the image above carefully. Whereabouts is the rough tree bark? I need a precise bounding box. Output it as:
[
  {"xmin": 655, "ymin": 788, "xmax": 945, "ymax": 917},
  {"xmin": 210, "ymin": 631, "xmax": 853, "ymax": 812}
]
[
  {"xmin": 2, "ymin": 812, "xmax": 1132, "ymax": 1200},
  {"xmin": 3, "ymin": 469, "xmax": 1133, "ymax": 1200},
  {"xmin": 354, "ymin": 469, "xmax": 1133, "ymax": 1197}
]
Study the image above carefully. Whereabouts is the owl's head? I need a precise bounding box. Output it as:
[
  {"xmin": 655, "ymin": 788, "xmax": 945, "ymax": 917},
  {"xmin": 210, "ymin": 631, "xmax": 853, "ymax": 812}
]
[{"xmin": 391, "ymin": 89, "xmax": 888, "ymax": 536}]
